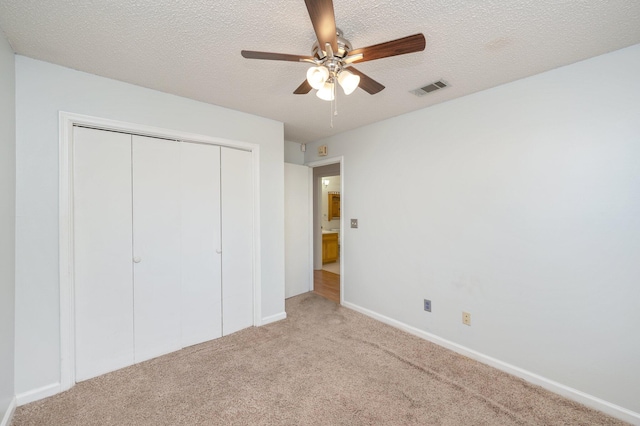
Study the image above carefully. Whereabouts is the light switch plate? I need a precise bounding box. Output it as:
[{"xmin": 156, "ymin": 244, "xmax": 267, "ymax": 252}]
[{"xmin": 350, "ymin": 219, "xmax": 358, "ymax": 228}]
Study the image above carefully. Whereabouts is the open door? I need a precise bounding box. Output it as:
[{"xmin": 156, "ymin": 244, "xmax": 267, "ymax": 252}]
[{"xmin": 284, "ymin": 163, "xmax": 311, "ymax": 298}]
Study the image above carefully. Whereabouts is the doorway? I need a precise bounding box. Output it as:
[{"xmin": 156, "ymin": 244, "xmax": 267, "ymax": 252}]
[
  {"xmin": 309, "ymin": 160, "xmax": 343, "ymax": 304},
  {"xmin": 321, "ymin": 175, "xmax": 340, "ymax": 275}
]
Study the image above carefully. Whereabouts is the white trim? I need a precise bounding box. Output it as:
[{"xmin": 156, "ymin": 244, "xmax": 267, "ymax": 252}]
[
  {"xmin": 16, "ymin": 383, "xmax": 61, "ymax": 406},
  {"xmin": 306, "ymin": 156, "xmax": 345, "ymax": 305},
  {"xmin": 0, "ymin": 396, "xmax": 16, "ymax": 426},
  {"xmin": 261, "ymin": 312, "xmax": 287, "ymax": 325},
  {"xmin": 251, "ymin": 145, "xmax": 262, "ymax": 327},
  {"xmin": 305, "ymin": 156, "xmax": 343, "ymax": 168},
  {"xmin": 58, "ymin": 112, "xmax": 74, "ymax": 392},
  {"xmin": 342, "ymin": 301, "xmax": 640, "ymax": 425},
  {"xmin": 59, "ymin": 111, "xmax": 262, "ymax": 393},
  {"xmin": 307, "ymin": 167, "xmax": 314, "ymax": 293},
  {"xmin": 338, "ymin": 158, "xmax": 345, "ymax": 305}
]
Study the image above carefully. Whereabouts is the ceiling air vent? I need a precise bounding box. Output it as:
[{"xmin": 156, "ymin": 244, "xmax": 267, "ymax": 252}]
[{"xmin": 411, "ymin": 80, "xmax": 448, "ymax": 97}]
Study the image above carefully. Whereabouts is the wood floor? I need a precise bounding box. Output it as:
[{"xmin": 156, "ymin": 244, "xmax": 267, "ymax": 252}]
[{"xmin": 313, "ymin": 269, "xmax": 340, "ymax": 304}]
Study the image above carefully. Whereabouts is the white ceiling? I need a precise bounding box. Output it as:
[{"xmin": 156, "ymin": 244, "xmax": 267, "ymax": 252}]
[{"xmin": 1, "ymin": 0, "xmax": 639, "ymax": 143}]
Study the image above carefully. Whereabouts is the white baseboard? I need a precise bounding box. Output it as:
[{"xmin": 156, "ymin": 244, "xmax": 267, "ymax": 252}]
[
  {"xmin": 260, "ymin": 311, "xmax": 287, "ymax": 326},
  {"xmin": 342, "ymin": 301, "xmax": 640, "ymax": 425},
  {"xmin": 0, "ymin": 396, "xmax": 16, "ymax": 426},
  {"xmin": 16, "ymin": 382, "xmax": 61, "ymax": 406}
]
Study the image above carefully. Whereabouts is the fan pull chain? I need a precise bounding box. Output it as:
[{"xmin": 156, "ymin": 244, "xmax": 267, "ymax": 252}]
[
  {"xmin": 329, "ymin": 81, "xmax": 338, "ymax": 128},
  {"xmin": 330, "ymin": 96, "xmax": 333, "ymax": 128},
  {"xmin": 334, "ymin": 82, "xmax": 338, "ymax": 116}
]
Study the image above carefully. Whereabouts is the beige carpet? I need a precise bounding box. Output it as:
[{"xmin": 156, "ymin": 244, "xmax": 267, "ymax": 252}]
[{"xmin": 14, "ymin": 293, "xmax": 627, "ymax": 425}]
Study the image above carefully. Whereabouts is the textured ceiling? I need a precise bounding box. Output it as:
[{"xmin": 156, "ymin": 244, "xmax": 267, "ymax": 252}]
[{"xmin": 1, "ymin": 0, "xmax": 639, "ymax": 143}]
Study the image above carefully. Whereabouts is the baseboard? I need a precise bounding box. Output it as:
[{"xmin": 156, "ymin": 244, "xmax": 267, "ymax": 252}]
[
  {"xmin": 0, "ymin": 396, "xmax": 16, "ymax": 426},
  {"xmin": 16, "ymin": 382, "xmax": 61, "ymax": 406},
  {"xmin": 260, "ymin": 311, "xmax": 287, "ymax": 326},
  {"xmin": 342, "ymin": 301, "xmax": 640, "ymax": 425}
]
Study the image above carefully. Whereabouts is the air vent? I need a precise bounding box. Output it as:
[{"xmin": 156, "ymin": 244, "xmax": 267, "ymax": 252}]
[{"xmin": 410, "ymin": 80, "xmax": 448, "ymax": 97}]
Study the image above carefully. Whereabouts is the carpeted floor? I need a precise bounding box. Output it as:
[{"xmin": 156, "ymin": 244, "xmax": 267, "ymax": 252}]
[{"xmin": 13, "ymin": 293, "xmax": 628, "ymax": 425}]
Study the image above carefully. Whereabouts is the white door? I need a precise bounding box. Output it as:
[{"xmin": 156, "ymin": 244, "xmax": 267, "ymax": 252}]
[
  {"xmin": 284, "ymin": 163, "xmax": 311, "ymax": 298},
  {"xmin": 180, "ymin": 142, "xmax": 223, "ymax": 347},
  {"xmin": 221, "ymin": 147, "xmax": 253, "ymax": 335},
  {"xmin": 74, "ymin": 127, "xmax": 134, "ymax": 381},
  {"xmin": 132, "ymin": 135, "xmax": 182, "ymax": 362},
  {"xmin": 73, "ymin": 128, "xmax": 255, "ymax": 380}
]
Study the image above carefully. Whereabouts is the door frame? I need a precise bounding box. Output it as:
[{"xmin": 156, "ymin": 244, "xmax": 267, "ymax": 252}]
[
  {"xmin": 58, "ymin": 112, "xmax": 262, "ymax": 391},
  {"xmin": 306, "ymin": 156, "xmax": 344, "ymax": 304}
]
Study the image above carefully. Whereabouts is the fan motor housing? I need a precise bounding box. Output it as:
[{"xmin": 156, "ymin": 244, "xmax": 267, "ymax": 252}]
[{"xmin": 311, "ymin": 28, "xmax": 352, "ymax": 59}]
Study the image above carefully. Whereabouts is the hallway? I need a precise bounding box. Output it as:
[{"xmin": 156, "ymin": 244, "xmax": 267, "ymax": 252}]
[{"xmin": 313, "ymin": 270, "xmax": 339, "ymax": 304}]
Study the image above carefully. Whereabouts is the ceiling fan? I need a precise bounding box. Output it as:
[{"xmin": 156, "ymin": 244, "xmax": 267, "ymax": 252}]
[{"xmin": 241, "ymin": 0, "xmax": 426, "ymax": 102}]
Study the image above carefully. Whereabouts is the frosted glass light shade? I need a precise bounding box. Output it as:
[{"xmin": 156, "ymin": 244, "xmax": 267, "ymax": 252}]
[
  {"xmin": 316, "ymin": 82, "xmax": 335, "ymax": 101},
  {"xmin": 338, "ymin": 70, "xmax": 360, "ymax": 95},
  {"xmin": 306, "ymin": 66, "xmax": 330, "ymax": 90}
]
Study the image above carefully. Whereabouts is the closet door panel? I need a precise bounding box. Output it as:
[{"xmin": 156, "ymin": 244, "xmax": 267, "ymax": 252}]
[
  {"xmin": 221, "ymin": 147, "xmax": 254, "ymax": 335},
  {"xmin": 180, "ymin": 142, "xmax": 222, "ymax": 347},
  {"xmin": 74, "ymin": 127, "xmax": 134, "ymax": 381},
  {"xmin": 132, "ymin": 135, "xmax": 182, "ymax": 362}
]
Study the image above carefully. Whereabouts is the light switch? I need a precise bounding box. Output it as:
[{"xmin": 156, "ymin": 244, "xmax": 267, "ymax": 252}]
[{"xmin": 350, "ymin": 219, "xmax": 358, "ymax": 228}]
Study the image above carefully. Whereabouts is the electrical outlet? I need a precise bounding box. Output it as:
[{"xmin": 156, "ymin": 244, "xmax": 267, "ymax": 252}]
[
  {"xmin": 462, "ymin": 312, "xmax": 471, "ymax": 326},
  {"xmin": 423, "ymin": 299, "xmax": 431, "ymax": 312},
  {"xmin": 350, "ymin": 219, "xmax": 358, "ymax": 228}
]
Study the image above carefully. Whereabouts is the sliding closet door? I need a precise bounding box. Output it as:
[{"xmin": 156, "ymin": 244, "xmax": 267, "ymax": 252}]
[
  {"xmin": 180, "ymin": 142, "xmax": 223, "ymax": 347},
  {"xmin": 221, "ymin": 147, "xmax": 254, "ymax": 335},
  {"xmin": 74, "ymin": 127, "xmax": 134, "ymax": 381},
  {"xmin": 132, "ymin": 135, "xmax": 182, "ymax": 362}
]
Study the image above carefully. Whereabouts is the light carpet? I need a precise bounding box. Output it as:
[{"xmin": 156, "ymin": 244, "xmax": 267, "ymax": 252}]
[{"xmin": 13, "ymin": 293, "xmax": 627, "ymax": 425}]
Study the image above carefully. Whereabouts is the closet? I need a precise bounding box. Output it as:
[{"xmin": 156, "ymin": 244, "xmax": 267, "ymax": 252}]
[{"xmin": 72, "ymin": 126, "xmax": 253, "ymax": 382}]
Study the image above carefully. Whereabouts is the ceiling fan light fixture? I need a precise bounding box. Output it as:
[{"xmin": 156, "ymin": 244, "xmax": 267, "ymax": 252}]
[
  {"xmin": 316, "ymin": 81, "xmax": 335, "ymax": 101},
  {"xmin": 306, "ymin": 66, "xmax": 330, "ymax": 90},
  {"xmin": 337, "ymin": 69, "xmax": 360, "ymax": 95}
]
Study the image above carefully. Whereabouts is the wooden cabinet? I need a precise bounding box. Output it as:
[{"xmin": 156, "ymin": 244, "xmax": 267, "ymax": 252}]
[
  {"xmin": 322, "ymin": 232, "xmax": 339, "ymax": 264},
  {"xmin": 328, "ymin": 192, "xmax": 340, "ymax": 220}
]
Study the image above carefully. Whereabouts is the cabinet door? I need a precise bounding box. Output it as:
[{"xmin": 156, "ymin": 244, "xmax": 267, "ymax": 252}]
[
  {"xmin": 74, "ymin": 127, "xmax": 134, "ymax": 381},
  {"xmin": 322, "ymin": 234, "xmax": 339, "ymax": 264},
  {"xmin": 180, "ymin": 142, "xmax": 222, "ymax": 347},
  {"xmin": 221, "ymin": 147, "xmax": 253, "ymax": 335},
  {"xmin": 132, "ymin": 135, "xmax": 182, "ymax": 362},
  {"xmin": 326, "ymin": 235, "xmax": 338, "ymax": 262},
  {"xmin": 328, "ymin": 193, "xmax": 340, "ymax": 220},
  {"xmin": 322, "ymin": 237, "xmax": 329, "ymax": 263}
]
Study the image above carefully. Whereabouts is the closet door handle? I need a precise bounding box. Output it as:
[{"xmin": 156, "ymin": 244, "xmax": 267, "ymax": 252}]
[
  {"xmin": 133, "ymin": 256, "xmax": 142, "ymax": 263},
  {"xmin": 215, "ymin": 249, "xmax": 222, "ymax": 254}
]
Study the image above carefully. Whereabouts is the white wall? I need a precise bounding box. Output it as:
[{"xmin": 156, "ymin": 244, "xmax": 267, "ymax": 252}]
[
  {"xmin": 284, "ymin": 140, "xmax": 305, "ymax": 165},
  {"xmin": 0, "ymin": 28, "xmax": 16, "ymax": 424},
  {"xmin": 14, "ymin": 56, "xmax": 286, "ymax": 397},
  {"xmin": 304, "ymin": 44, "xmax": 640, "ymax": 418}
]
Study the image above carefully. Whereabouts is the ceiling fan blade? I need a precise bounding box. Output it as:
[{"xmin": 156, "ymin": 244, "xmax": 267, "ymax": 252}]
[
  {"xmin": 294, "ymin": 80, "xmax": 313, "ymax": 94},
  {"xmin": 241, "ymin": 50, "xmax": 315, "ymax": 62},
  {"xmin": 347, "ymin": 33, "xmax": 426, "ymax": 64},
  {"xmin": 348, "ymin": 67, "xmax": 385, "ymax": 94},
  {"xmin": 305, "ymin": 0, "xmax": 338, "ymax": 54}
]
